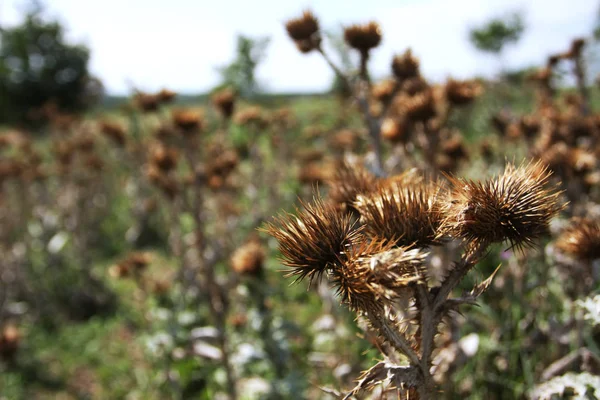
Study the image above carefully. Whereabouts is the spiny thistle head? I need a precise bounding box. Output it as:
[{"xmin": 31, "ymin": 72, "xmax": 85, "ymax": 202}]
[
  {"xmin": 327, "ymin": 160, "xmax": 379, "ymax": 214},
  {"xmin": 439, "ymin": 161, "xmax": 566, "ymax": 251},
  {"xmin": 392, "ymin": 49, "xmax": 419, "ymax": 82},
  {"xmin": 355, "ymin": 180, "xmax": 444, "ymax": 248},
  {"xmin": 264, "ymin": 197, "xmax": 363, "ymax": 286},
  {"xmin": 344, "ymin": 22, "xmax": 382, "ymax": 55},
  {"xmin": 332, "ymin": 240, "xmax": 428, "ymax": 313},
  {"xmin": 285, "ymin": 10, "xmax": 321, "ymax": 53},
  {"xmin": 555, "ymin": 218, "xmax": 600, "ymax": 262}
]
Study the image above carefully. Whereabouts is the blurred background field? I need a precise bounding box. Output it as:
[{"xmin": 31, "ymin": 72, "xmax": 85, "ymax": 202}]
[{"xmin": 1, "ymin": 1, "xmax": 600, "ymax": 399}]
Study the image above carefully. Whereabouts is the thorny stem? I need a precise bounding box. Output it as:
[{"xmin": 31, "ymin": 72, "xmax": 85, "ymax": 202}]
[
  {"xmin": 366, "ymin": 311, "xmax": 421, "ymax": 367},
  {"xmin": 433, "ymin": 243, "xmax": 488, "ymax": 312},
  {"xmin": 317, "ymin": 45, "xmax": 386, "ymax": 177}
]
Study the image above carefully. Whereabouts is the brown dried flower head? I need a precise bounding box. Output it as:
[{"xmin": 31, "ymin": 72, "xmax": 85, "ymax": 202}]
[
  {"xmin": 234, "ymin": 106, "xmax": 268, "ymax": 128},
  {"xmin": 439, "ymin": 161, "xmax": 566, "ymax": 251},
  {"xmin": 372, "ymin": 79, "xmax": 397, "ymax": 103},
  {"xmin": 381, "ymin": 118, "xmax": 408, "ymax": 143},
  {"xmin": 355, "ymin": 180, "xmax": 444, "ymax": 248},
  {"xmin": 344, "ymin": 22, "xmax": 382, "ymax": 54},
  {"xmin": 230, "ymin": 238, "xmax": 266, "ymax": 276},
  {"xmin": 172, "ymin": 109, "xmax": 204, "ymax": 135},
  {"xmin": 264, "ymin": 197, "xmax": 363, "ymax": 285},
  {"xmin": 212, "ymin": 88, "xmax": 236, "ymax": 118},
  {"xmin": 99, "ymin": 121, "xmax": 127, "ymax": 146},
  {"xmin": 402, "ymin": 90, "xmax": 436, "ymax": 122},
  {"xmin": 555, "ymin": 218, "xmax": 600, "ymax": 261},
  {"xmin": 392, "ymin": 49, "xmax": 420, "ymax": 82},
  {"xmin": 157, "ymin": 88, "xmax": 177, "ymax": 104},
  {"xmin": 150, "ymin": 145, "xmax": 178, "ymax": 172},
  {"xmin": 134, "ymin": 93, "xmax": 161, "ymax": 113},
  {"xmin": 444, "ymin": 79, "xmax": 483, "ymax": 106},
  {"xmin": 332, "ymin": 240, "xmax": 428, "ymax": 312},
  {"xmin": 285, "ymin": 10, "xmax": 321, "ymax": 53},
  {"xmin": 327, "ymin": 160, "xmax": 379, "ymax": 213}
]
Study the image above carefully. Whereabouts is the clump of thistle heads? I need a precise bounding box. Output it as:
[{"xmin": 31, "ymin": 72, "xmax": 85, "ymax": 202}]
[
  {"xmin": 285, "ymin": 10, "xmax": 483, "ymax": 175},
  {"xmin": 265, "ymin": 160, "xmax": 565, "ymax": 396}
]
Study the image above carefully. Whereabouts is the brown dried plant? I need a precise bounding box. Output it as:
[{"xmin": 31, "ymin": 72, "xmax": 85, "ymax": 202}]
[{"xmin": 266, "ymin": 160, "xmax": 565, "ymax": 398}]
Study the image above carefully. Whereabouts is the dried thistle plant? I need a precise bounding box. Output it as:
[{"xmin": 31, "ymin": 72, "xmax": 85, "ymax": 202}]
[{"xmin": 266, "ymin": 160, "xmax": 566, "ymax": 398}]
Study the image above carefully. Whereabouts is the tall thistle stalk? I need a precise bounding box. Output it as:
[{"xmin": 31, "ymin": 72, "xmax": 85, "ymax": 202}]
[{"xmin": 265, "ymin": 160, "xmax": 565, "ymax": 398}]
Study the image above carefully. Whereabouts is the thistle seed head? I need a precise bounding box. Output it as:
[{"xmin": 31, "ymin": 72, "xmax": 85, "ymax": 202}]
[
  {"xmin": 555, "ymin": 218, "xmax": 600, "ymax": 261},
  {"xmin": 355, "ymin": 180, "xmax": 444, "ymax": 248},
  {"xmin": 439, "ymin": 161, "xmax": 566, "ymax": 251},
  {"xmin": 264, "ymin": 197, "xmax": 363, "ymax": 286},
  {"xmin": 332, "ymin": 240, "xmax": 428, "ymax": 313},
  {"xmin": 344, "ymin": 22, "xmax": 382, "ymax": 54}
]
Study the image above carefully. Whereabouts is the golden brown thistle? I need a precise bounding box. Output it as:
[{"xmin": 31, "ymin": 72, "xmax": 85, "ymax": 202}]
[
  {"xmin": 134, "ymin": 93, "xmax": 161, "ymax": 112},
  {"xmin": 444, "ymin": 79, "xmax": 483, "ymax": 106},
  {"xmin": 150, "ymin": 145, "xmax": 178, "ymax": 173},
  {"xmin": 332, "ymin": 240, "xmax": 428, "ymax": 312},
  {"xmin": 285, "ymin": 10, "xmax": 321, "ymax": 53},
  {"xmin": 372, "ymin": 79, "xmax": 397, "ymax": 103},
  {"xmin": 344, "ymin": 22, "xmax": 382, "ymax": 54},
  {"xmin": 230, "ymin": 238, "xmax": 266, "ymax": 276},
  {"xmin": 212, "ymin": 88, "xmax": 236, "ymax": 119},
  {"xmin": 172, "ymin": 109, "xmax": 204, "ymax": 135},
  {"xmin": 233, "ymin": 106, "xmax": 268, "ymax": 128},
  {"xmin": 381, "ymin": 118, "xmax": 407, "ymax": 143},
  {"xmin": 157, "ymin": 88, "xmax": 177, "ymax": 104},
  {"xmin": 327, "ymin": 160, "xmax": 379, "ymax": 213},
  {"xmin": 402, "ymin": 90, "xmax": 436, "ymax": 122},
  {"xmin": 439, "ymin": 161, "xmax": 565, "ymax": 251},
  {"xmin": 355, "ymin": 181, "xmax": 444, "ymax": 248},
  {"xmin": 392, "ymin": 49, "xmax": 420, "ymax": 82},
  {"xmin": 99, "ymin": 121, "xmax": 127, "ymax": 146},
  {"xmin": 555, "ymin": 218, "xmax": 600, "ymax": 261},
  {"xmin": 264, "ymin": 197, "xmax": 363, "ymax": 285}
]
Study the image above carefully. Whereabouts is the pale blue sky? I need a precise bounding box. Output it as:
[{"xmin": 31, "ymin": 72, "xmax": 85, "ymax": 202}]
[{"xmin": 1, "ymin": 0, "xmax": 596, "ymax": 94}]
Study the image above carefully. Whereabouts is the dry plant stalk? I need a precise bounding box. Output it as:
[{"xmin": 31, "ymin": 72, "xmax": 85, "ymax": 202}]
[{"xmin": 265, "ymin": 160, "xmax": 565, "ymax": 398}]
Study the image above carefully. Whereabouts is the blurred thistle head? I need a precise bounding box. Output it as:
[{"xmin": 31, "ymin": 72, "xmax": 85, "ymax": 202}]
[
  {"xmin": 327, "ymin": 160, "xmax": 379, "ymax": 214},
  {"xmin": 263, "ymin": 196, "xmax": 363, "ymax": 286},
  {"xmin": 381, "ymin": 117, "xmax": 408, "ymax": 144},
  {"xmin": 332, "ymin": 240, "xmax": 428, "ymax": 313},
  {"xmin": 157, "ymin": 88, "xmax": 177, "ymax": 104},
  {"xmin": 150, "ymin": 144, "xmax": 178, "ymax": 172},
  {"xmin": 134, "ymin": 93, "xmax": 161, "ymax": 113},
  {"xmin": 344, "ymin": 21, "xmax": 382, "ymax": 56},
  {"xmin": 212, "ymin": 88, "xmax": 236, "ymax": 119},
  {"xmin": 392, "ymin": 49, "xmax": 419, "ymax": 82},
  {"xmin": 172, "ymin": 109, "xmax": 204, "ymax": 135},
  {"xmin": 285, "ymin": 10, "xmax": 321, "ymax": 53},
  {"xmin": 555, "ymin": 218, "xmax": 600, "ymax": 262},
  {"xmin": 233, "ymin": 106, "xmax": 269, "ymax": 128},
  {"xmin": 99, "ymin": 120, "xmax": 127, "ymax": 146},
  {"xmin": 355, "ymin": 179, "xmax": 444, "ymax": 249},
  {"xmin": 230, "ymin": 237, "xmax": 266, "ymax": 276},
  {"xmin": 439, "ymin": 160, "xmax": 566, "ymax": 251},
  {"xmin": 372, "ymin": 79, "xmax": 397, "ymax": 103},
  {"xmin": 444, "ymin": 79, "xmax": 483, "ymax": 106},
  {"xmin": 401, "ymin": 90, "xmax": 437, "ymax": 123}
]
